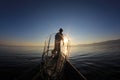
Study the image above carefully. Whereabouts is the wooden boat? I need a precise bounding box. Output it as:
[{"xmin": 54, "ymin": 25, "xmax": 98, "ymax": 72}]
[{"xmin": 18, "ymin": 60, "xmax": 86, "ymax": 80}]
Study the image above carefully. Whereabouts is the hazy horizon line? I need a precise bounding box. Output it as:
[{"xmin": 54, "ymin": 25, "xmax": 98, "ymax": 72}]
[{"xmin": 0, "ymin": 38, "xmax": 120, "ymax": 47}]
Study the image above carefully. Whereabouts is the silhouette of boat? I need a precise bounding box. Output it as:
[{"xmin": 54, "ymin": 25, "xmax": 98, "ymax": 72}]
[{"xmin": 18, "ymin": 34, "xmax": 87, "ymax": 80}]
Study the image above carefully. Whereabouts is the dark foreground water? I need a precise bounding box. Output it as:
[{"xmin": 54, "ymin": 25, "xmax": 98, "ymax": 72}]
[{"xmin": 0, "ymin": 45, "xmax": 120, "ymax": 80}]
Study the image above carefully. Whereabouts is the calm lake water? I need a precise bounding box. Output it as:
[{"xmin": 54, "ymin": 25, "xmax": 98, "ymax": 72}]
[{"xmin": 0, "ymin": 44, "xmax": 120, "ymax": 80}]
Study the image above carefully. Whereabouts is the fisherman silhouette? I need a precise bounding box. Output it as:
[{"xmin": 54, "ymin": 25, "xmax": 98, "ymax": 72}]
[{"xmin": 52, "ymin": 28, "xmax": 64, "ymax": 57}]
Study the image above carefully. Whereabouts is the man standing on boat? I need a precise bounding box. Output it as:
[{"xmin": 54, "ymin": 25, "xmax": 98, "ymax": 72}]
[{"xmin": 54, "ymin": 28, "xmax": 64, "ymax": 54}]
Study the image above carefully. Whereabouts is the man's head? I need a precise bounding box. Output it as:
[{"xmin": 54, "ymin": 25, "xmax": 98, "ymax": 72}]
[{"xmin": 59, "ymin": 28, "xmax": 63, "ymax": 33}]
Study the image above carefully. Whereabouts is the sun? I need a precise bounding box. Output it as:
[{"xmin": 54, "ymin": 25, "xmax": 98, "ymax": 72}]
[
  {"xmin": 62, "ymin": 36, "xmax": 69, "ymax": 56},
  {"xmin": 64, "ymin": 37, "xmax": 68, "ymax": 43}
]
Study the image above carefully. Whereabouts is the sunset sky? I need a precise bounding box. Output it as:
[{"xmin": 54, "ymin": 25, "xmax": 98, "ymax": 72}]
[{"xmin": 0, "ymin": 0, "xmax": 120, "ymax": 46}]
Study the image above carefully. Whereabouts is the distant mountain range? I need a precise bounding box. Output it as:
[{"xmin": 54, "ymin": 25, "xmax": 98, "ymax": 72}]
[{"xmin": 77, "ymin": 39, "xmax": 120, "ymax": 46}]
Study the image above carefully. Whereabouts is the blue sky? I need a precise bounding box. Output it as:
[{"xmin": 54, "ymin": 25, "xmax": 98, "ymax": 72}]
[{"xmin": 0, "ymin": 0, "xmax": 120, "ymax": 45}]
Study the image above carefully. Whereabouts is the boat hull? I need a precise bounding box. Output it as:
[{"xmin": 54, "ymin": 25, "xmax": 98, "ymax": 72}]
[
  {"xmin": 18, "ymin": 60, "xmax": 86, "ymax": 80},
  {"xmin": 62, "ymin": 61, "xmax": 87, "ymax": 80}
]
